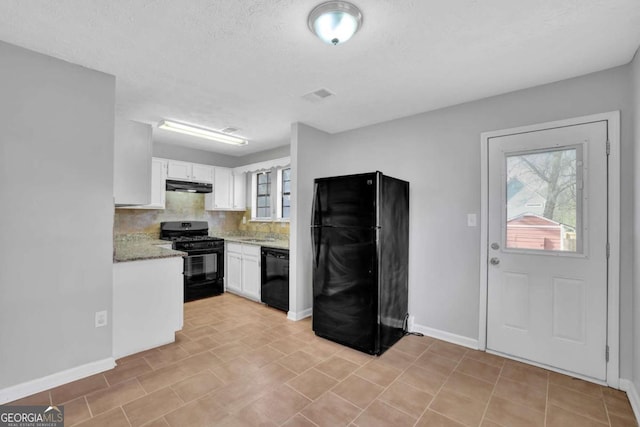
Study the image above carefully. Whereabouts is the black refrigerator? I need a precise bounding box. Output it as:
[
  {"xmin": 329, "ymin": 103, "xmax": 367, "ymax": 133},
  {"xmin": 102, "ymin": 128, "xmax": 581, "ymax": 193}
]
[{"xmin": 311, "ymin": 171, "xmax": 409, "ymax": 355}]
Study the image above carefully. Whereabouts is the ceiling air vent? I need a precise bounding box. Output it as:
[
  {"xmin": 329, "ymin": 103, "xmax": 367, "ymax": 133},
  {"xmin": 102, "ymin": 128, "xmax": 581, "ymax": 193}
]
[{"xmin": 302, "ymin": 88, "xmax": 335, "ymax": 103}]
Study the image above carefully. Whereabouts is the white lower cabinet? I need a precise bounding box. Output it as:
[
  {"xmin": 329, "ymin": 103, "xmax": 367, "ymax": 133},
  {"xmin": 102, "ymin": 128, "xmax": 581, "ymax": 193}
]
[
  {"xmin": 226, "ymin": 251, "xmax": 243, "ymax": 294},
  {"xmin": 113, "ymin": 256, "xmax": 183, "ymax": 358},
  {"xmin": 241, "ymin": 250, "xmax": 260, "ymax": 299},
  {"xmin": 225, "ymin": 242, "xmax": 261, "ymax": 301}
]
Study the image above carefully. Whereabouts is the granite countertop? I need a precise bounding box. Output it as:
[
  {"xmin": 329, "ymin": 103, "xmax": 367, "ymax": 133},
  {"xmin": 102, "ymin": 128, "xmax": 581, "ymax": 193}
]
[
  {"xmin": 113, "ymin": 236, "xmax": 186, "ymax": 263},
  {"xmin": 220, "ymin": 236, "xmax": 289, "ymax": 250},
  {"xmin": 113, "ymin": 232, "xmax": 289, "ymax": 263}
]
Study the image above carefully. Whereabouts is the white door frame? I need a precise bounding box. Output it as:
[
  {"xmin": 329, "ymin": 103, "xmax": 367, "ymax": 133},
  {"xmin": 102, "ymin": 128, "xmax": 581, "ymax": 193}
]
[{"xmin": 478, "ymin": 111, "xmax": 620, "ymax": 388}]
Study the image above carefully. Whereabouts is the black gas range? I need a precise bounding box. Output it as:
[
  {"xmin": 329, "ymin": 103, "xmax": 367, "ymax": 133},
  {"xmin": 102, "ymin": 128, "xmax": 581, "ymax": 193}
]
[{"xmin": 160, "ymin": 221, "xmax": 224, "ymax": 302}]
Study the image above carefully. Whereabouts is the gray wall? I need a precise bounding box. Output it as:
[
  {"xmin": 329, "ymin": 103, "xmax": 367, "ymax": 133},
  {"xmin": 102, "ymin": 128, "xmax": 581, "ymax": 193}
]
[
  {"xmin": 632, "ymin": 50, "xmax": 640, "ymax": 393},
  {"xmin": 153, "ymin": 141, "xmax": 239, "ymax": 167},
  {"xmin": 237, "ymin": 144, "xmax": 290, "ymax": 166},
  {"xmin": 154, "ymin": 142, "xmax": 290, "ymax": 169},
  {"xmin": 292, "ymin": 65, "xmax": 634, "ymax": 378},
  {"xmin": 0, "ymin": 42, "xmax": 115, "ymax": 389},
  {"xmin": 290, "ymin": 124, "xmax": 330, "ymax": 316},
  {"xmin": 153, "ymin": 141, "xmax": 290, "ymax": 169}
]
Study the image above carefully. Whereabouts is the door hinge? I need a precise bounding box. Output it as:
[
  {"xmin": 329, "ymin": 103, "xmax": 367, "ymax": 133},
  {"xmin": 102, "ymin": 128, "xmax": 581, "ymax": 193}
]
[
  {"xmin": 606, "ymin": 345, "xmax": 609, "ymax": 362},
  {"xmin": 606, "ymin": 140, "xmax": 611, "ymax": 155},
  {"xmin": 606, "ymin": 242, "xmax": 610, "ymax": 259}
]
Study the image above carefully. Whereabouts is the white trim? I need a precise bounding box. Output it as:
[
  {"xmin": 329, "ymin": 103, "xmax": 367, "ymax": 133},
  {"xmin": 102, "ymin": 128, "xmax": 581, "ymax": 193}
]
[
  {"xmin": 479, "ymin": 128, "xmax": 489, "ymax": 350},
  {"xmin": 289, "ymin": 124, "xmax": 299, "ymax": 319},
  {"xmin": 478, "ymin": 111, "xmax": 621, "ymax": 388},
  {"xmin": 410, "ymin": 319, "xmax": 479, "ymax": 350},
  {"xmin": 607, "ymin": 111, "xmax": 621, "ymax": 389},
  {"xmin": 619, "ymin": 379, "xmax": 640, "ymax": 423},
  {"xmin": 250, "ymin": 166, "xmax": 291, "ymax": 221},
  {"xmin": 287, "ymin": 308, "xmax": 312, "ymax": 321},
  {"xmin": 0, "ymin": 357, "xmax": 116, "ymax": 404},
  {"xmin": 233, "ymin": 156, "xmax": 291, "ymax": 174}
]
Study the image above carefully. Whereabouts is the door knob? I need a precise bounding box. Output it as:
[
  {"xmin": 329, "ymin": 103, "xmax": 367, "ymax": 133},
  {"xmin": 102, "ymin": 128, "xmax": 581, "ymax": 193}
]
[{"xmin": 490, "ymin": 257, "xmax": 500, "ymax": 265}]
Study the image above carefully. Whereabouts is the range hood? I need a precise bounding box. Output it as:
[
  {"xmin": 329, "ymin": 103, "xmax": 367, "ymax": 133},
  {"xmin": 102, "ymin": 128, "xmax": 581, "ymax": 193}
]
[{"xmin": 166, "ymin": 179, "xmax": 212, "ymax": 193}]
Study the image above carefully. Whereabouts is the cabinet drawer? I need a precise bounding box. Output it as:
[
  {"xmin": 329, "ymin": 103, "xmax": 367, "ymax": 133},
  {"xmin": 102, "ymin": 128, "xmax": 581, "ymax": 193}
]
[
  {"xmin": 227, "ymin": 242, "xmax": 242, "ymax": 254},
  {"xmin": 242, "ymin": 244, "xmax": 261, "ymax": 257}
]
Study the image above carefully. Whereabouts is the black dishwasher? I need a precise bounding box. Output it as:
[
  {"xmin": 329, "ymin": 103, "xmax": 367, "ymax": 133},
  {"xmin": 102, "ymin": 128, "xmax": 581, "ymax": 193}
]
[{"xmin": 261, "ymin": 248, "xmax": 289, "ymax": 312}]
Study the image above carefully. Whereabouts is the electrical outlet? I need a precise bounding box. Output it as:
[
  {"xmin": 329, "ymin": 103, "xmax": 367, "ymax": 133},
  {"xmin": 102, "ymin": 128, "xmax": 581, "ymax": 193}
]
[
  {"xmin": 242, "ymin": 216, "xmax": 246, "ymax": 224},
  {"xmin": 95, "ymin": 310, "xmax": 108, "ymax": 328}
]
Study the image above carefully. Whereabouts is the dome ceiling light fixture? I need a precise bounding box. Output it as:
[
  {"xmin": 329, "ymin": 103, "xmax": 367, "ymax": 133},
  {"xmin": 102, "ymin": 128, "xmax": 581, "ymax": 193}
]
[{"xmin": 308, "ymin": 1, "xmax": 363, "ymax": 46}]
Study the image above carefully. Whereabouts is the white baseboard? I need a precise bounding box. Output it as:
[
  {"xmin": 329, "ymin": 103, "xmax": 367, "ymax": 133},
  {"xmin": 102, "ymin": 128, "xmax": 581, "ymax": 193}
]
[
  {"xmin": 619, "ymin": 378, "xmax": 640, "ymax": 425},
  {"xmin": 287, "ymin": 308, "xmax": 312, "ymax": 321},
  {"xmin": 409, "ymin": 318, "xmax": 479, "ymax": 350},
  {"xmin": 0, "ymin": 357, "xmax": 116, "ymax": 405}
]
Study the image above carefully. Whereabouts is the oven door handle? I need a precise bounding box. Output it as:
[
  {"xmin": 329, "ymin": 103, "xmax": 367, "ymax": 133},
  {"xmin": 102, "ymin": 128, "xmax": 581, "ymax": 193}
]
[{"xmin": 181, "ymin": 249, "xmax": 223, "ymax": 256}]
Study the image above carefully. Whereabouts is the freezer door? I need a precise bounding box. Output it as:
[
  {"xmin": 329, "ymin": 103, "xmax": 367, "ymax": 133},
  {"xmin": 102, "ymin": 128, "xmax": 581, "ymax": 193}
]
[
  {"xmin": 312, "ymin": 226, "xmax": 379, "ymax": 354},
  {"xmin": 312, "ymin": 173, "xmax": 378, "ymax": 228}
]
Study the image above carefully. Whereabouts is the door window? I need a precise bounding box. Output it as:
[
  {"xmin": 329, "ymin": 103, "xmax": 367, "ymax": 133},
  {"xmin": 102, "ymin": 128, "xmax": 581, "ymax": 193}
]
[{"xmin": 504, "ymin": 146, "xmax": 583, "ymax": 253}]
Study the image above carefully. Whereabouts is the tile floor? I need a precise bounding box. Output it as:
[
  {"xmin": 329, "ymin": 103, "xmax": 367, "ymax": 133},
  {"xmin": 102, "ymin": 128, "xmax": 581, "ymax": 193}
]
[{"xmin": 8, "ymin": 293, "xmax": 638, "ymax": 427}]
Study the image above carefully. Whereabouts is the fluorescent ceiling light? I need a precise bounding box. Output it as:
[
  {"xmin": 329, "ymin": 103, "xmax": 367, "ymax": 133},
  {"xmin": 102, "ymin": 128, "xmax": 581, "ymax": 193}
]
[
  {"xmin": 308, "ymin": 1, "xmax": 363, "ymax": 45},
  {"xmin": 158, "ymin": 120, "xmax": 248, "ymax": 146}
]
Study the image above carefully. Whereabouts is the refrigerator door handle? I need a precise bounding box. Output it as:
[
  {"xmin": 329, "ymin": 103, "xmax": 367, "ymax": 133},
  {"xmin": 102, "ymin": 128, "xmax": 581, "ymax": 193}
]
[
  {"xmin": 311, "ymin": 182, "xmax": 320, "ymax": 226},
  {"xmin": 311, "ymin": 181, "xmax": 320, "ymax": 268},
  {"xmin": 311, "ymin": 226, "xmax": 321, "ymax": 268}
]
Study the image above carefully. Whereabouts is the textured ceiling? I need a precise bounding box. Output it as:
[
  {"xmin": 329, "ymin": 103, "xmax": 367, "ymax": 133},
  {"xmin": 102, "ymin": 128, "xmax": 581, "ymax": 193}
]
[{"xmin": 1, "ymin": 0, "xmax": 639, "ymax": 156}]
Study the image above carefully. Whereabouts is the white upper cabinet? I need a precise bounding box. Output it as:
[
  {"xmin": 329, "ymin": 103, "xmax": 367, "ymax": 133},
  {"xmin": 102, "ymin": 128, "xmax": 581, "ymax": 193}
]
[
  {"xmin": 148, "ymin": 158, "xmax": 167, "ymax": 209},
  {"xmin": 192, "ymin": 164, "xmax": 213, "ymax": 183},
  {"xmin": 113, "ymin": 119, "xmax": 152, "ymax": 206},
  {"xmin": 167, "ymin": 161, "xmax": 191, "ymax": 181},
  {"xmin": 213, "ymin": 167, "xmax": 233, "ymax": 209},
  {"xmin": 119, "ymin": 157, "xmax": 166, "ymax": 210},
  {"xmin": 205, "ymin": 167, "xmax": 246, "ymax": 211},
  {"xmin": 167, "ymin": 160, "xmax": 213, "ymax": 183},
  {"xmin": 233, "ymin": 172, "xmax": 247, "ymax": 210}
]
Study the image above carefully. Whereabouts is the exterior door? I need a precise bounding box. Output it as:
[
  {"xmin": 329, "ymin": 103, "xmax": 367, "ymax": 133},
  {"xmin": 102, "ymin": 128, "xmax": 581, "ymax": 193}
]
[{"xmin": 487, "ymin": 120, "xmax": 608, "ymax": 380}]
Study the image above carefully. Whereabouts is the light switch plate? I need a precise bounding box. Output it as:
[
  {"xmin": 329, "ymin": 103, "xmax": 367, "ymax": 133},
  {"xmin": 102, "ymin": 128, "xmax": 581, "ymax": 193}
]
[
  {"xmin": 95, "ymin": 310, "xmax": 108, "ymax": 328},
  {"xmin": 467, "ymin": 213, "xmax": 477, "ymax": 227}
]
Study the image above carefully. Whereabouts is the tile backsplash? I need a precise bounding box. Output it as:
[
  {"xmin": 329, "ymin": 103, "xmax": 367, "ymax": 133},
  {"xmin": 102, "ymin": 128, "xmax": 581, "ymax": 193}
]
[
  {"xmin": 237, "ymin": 210, "xmax": 290, "ymax": 236},
  {"xmin": 114, "ymin": 192, "xmax": 289, "ymax": 239}
]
